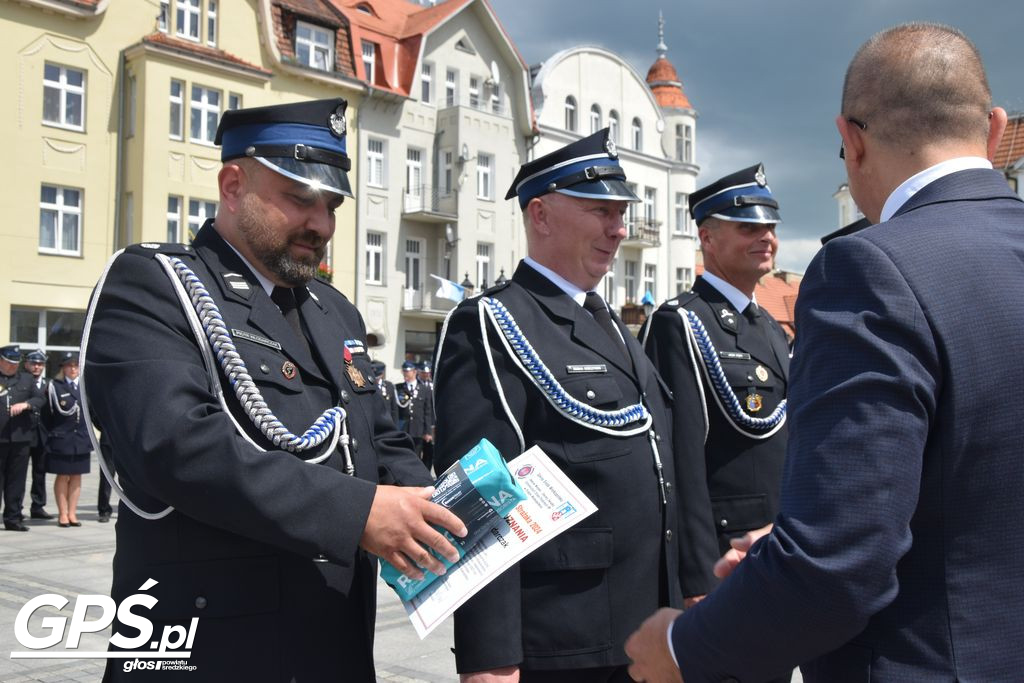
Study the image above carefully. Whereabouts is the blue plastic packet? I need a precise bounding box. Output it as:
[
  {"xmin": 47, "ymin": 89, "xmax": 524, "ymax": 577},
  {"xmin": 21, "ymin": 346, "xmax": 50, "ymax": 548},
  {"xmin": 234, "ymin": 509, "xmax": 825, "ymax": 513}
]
[{"xmin": 380, "ymin": 438, "xmax": 526, "ymax": 601}]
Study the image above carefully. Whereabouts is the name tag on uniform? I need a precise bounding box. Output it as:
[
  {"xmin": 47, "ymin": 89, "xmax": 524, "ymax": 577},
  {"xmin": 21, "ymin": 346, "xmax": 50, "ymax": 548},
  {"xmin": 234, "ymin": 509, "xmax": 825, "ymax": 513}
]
[
  {"xmin": 231, "ymin": 329, "xmax": 282, "ymax": 350},
  {"xmin": 566, "ymin": 364, "xmax": 607, "ymax": 374},
  {"xmin": 719, "ymin": 351, "xmax": 751, "ymax": 360}
]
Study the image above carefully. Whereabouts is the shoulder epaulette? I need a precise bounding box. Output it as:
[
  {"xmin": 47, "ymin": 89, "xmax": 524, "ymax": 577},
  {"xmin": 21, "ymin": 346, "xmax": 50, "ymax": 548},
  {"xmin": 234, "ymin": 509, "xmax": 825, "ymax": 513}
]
[
  {"xmin": 658, "ymin": 291, "xmax": 699, "ymax": 311},
  {"xmin": 480, "ymin": 280, "xmax": 513, "ymax": 297},
  {"xmin": 125, "ymin": 242, "xmax": 195, "ymax": 258}
]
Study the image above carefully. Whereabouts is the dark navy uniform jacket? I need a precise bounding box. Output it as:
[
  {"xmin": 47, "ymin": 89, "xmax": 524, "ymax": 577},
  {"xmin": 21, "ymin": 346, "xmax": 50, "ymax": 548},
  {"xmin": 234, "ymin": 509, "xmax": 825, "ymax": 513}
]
[
  {"xmin": 670, "ymin": 170, "xmax": 1024, "ymax": 682},
  {"xmin": 86, "ymin": 222, "xmax": 430, "ymax": 682},
  {"xmin": 395, "ymin": 378, "xmax": 434, "ymax": 439},
  {"xmin": 0, "ymin": 371, "xmax": 45, "ymax": 443},
  {"xmin": 642, "ymin": 275, "xmax": 790, "ymax": 593},
  {"xmin": 44, "ymin": 378, "xmax": 91, "ymax": 455},
  {"xmin": 433, "ymin": 261, "xmax": 693, "ymax": 674}
]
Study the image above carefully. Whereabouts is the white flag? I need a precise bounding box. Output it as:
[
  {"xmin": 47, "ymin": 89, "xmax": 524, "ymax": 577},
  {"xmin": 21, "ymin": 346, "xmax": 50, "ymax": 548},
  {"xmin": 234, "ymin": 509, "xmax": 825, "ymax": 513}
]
[{"xmin": 430, "ymin": 274, "xmax": 465, "ymax": 303}]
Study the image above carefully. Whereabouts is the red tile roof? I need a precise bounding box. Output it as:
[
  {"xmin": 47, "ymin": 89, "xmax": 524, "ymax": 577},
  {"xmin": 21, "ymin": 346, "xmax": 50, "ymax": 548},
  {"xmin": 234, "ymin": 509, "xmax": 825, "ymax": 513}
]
[
  {"xmin": 646, "ymin": 57, "xmax": 692, "ymax": 110},
  {"xmin": 994, "ymin": 113, "xmax": 1024, "ymax": 170},
  {"xmin": 142, "ymin": 32, "xmax": 273, "ymax": 76},
  {"xmin": 696, "ymin": 265, "xmax": 801, "ymax": 340}
]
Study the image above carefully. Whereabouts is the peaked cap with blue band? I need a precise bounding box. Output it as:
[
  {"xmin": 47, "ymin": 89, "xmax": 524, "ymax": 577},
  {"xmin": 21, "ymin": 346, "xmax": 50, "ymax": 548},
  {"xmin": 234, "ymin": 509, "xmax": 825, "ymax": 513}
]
[
  {"xmin": 26, "ymin": 349, "xmax": 47, "ymax": 363},
  {"xmin": 215, "ymin": 98, "xmax": 353, "ymax": 198},
  {"xmin": 0, "ymin": 345, "xmax": 21, "ymax": 363},
  {"xmin": 506, "ymin": 128, "xmax": 640, "ymax": 208},
  {"xmin": 690, "ymin": 163, "xmax": 781, "ymax": 226}
]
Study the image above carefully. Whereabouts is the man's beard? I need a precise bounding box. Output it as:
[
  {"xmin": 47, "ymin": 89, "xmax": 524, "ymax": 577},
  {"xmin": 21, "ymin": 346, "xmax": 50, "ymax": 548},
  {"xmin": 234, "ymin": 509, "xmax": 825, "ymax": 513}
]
[{"xmin": 237, "ymin": 194, "xmax": 325, "ymax": 286}]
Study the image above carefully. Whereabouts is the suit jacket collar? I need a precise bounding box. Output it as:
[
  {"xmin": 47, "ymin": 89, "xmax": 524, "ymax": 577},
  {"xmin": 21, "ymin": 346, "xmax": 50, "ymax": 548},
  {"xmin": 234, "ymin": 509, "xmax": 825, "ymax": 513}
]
[
  {"xmin": 191, "ymin": 223, "xmax": 331, "ymax": 386},
  {"xmin": 511, "ymin": 261, "xmax": 642, "ymax": 380},
  {"xmin": 894, "ymin": 168, "xmax": 1022, "ymax": 219}
]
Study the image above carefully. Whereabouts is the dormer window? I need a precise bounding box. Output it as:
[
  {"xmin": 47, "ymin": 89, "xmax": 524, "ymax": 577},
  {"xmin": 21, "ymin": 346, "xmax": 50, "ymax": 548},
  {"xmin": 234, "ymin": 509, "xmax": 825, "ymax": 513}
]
[
  {"xmin": 296, "ymin": 22, "xmax": 334, "ymax": 72},
  {"xmin": 362, "ymin": 41, "xmax": 377, "ymax": 83}
]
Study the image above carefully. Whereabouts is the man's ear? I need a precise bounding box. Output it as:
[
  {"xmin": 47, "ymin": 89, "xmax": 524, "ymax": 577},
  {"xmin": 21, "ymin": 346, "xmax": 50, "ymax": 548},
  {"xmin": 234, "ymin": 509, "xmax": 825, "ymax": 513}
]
[
  {"xmin": 987, "ymin": 107, "xmax": 1008, "ymax": 162},
  {"xmin": 217, "ymin": 162, "xmax": 247, "ymax": 213},
  {"xmin": 836, "ymin": 115, "xmax": 865, "ymax": 168},
  {"xmin": 525, "ymin": 197, "xmax": 550, "ymax": 236}
]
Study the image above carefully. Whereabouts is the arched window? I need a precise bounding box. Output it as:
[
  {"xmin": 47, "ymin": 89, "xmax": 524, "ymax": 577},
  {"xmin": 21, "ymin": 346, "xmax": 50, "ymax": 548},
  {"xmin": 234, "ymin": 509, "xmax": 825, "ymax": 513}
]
[
  {"xmin": 564, "ymin": 96, "xmax": 577, "ymax": 132},
  {"xmin": 589, "ymin": 104, "xmax": 602, "ymax": 134},
  {"xmin": 608, "ymin": 110, "xmax": 620, "ymax": 143},
  {"xmin": 631, "ymin": 117, "xmax": 642, "ymax": 150}
]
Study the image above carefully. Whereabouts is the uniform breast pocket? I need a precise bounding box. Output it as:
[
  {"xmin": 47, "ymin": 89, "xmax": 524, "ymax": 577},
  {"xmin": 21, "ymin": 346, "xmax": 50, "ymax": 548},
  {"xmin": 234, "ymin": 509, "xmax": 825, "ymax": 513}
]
[
  {"xmin": 233, "ymin": 339, "xmax": 303, "ymax": 395},
  {"xmin": 720, "ymin": 358, "xmax": 771, "ymax": 390},
  {"xmin": 558, "ymin": 374, "xmax": 623, "ymax": 409},
  {"xmin": 346, "ymin": 353, "xmax": 379, "ymax": 394}
]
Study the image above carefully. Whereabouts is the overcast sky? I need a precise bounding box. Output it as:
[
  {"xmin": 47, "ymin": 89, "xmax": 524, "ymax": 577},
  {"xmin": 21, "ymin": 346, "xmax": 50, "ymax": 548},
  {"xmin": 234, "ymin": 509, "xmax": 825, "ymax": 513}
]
[{"xmin": 489, "ymin": 0, "xmax": 1023, "ymax": 272}]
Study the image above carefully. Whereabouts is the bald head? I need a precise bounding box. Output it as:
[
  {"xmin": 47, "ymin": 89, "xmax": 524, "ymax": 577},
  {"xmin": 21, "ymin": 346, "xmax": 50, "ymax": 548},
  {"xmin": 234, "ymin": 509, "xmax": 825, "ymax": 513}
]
[{"xmin": 842, "ymin": 23, "xmax": 991, "ymax": 152}]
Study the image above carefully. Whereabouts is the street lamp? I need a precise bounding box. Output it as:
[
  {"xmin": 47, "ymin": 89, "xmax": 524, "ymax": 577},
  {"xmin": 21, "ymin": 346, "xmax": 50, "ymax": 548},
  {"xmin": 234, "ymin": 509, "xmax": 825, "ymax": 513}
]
[
  {"xmin": 494, "ymin": 268, "xmax": 508, "ymax": 286},
  {"xmin": 461, "ymin": 273, "xmax": 475, "ymax": 296}
]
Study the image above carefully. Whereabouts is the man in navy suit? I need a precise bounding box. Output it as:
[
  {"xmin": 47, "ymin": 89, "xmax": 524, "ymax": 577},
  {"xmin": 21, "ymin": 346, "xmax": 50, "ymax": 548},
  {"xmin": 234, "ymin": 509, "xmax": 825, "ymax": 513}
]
[{"xmin": 626, "ymin": 22, "xmax": 1024, "ymax": 682}]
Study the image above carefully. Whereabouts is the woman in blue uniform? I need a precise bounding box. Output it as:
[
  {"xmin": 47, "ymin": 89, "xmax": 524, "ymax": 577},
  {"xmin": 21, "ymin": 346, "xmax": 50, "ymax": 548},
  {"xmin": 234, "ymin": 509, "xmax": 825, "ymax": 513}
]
[{"xmin": 45, "ymin": 352, "xmax": 91, "ymax": 527}]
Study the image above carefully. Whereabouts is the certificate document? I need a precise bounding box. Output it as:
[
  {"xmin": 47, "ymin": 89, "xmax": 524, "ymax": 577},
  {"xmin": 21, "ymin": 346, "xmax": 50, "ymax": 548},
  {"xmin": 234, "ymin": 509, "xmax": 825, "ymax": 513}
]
[{"xmin": 401, "ymin": 445, "xmax": 597, "ymax": 638}]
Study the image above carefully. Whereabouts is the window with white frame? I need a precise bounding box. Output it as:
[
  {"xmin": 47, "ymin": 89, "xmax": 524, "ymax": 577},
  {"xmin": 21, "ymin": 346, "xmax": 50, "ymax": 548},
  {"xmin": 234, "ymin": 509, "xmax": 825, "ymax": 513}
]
[
  {"xmin": 675, "ymin": 267, "xmax": 692, "ymax": 294},
  {"xmin": 43, "ymin": 63, "xmax": 85, "ymax": 130},
  {"xmin": 476, "ymin": 243, "xmax": 492, "ymax": 289},
  {"xmin": 608, "ymin": 110, "xmax": 620, "ymax": 143},
  {"xmin": 589, "ymin": 104, "xmax": 601, "ymax": 134},
  {"xmin": 228, "ymin": 92, "xmax": 241, "ymax": 111},
  {"xmin": 421, "ymin": 62, "xmax": 433, "ymax": 103},
  {"xmin": 469, "ymin": 76, "xmax": 480, "ymax": 108},
  {"xmin": 624, "ymin": 260, "xmax": 638, "ymax": 303},
  {"xmin": 405, "ymin": 239, "xmax": 423, "ymax": 290},
  {"xmin": 10, "ymin": 308, "xmax": 87, "ymax": 375},
  {"xmin": 631, "ymin": 117, "xmax": 642, "ymax": 150},
  {"xmin": 176, "ymin": 0, "xmax": 200, "ymax": 41},
  {"xmin": 684, "ymin": 124, "xmax": 693, "ymax": 162},
  {"xmin": 190, "ymin": 85, "xmax": 220, "ymax": 144},
  {"xmin": 187, "ymin": 198, "xmax": 216, "ymax": 241},
  {"xmin": 169, "ymin": 79, "xmax": 184, "ymax": 139},
  {"xmin": 564, "ymin": 96, "xmax": 577, "ymax": 132},
  {"xmin": 674, "ymin": 192, "xmax": 691, "ymax": 235},
  {"xmin": 445, "ymin": 68, "xmax": 457, "ymax": 106},
  {"xmin": 442, "ymin": 150, "xmax": 453, "ymax": 195},
  {"xmin": 644, "ymin": 187, "xmax": 656, "ymax": 223},
  {"xmin": 158, "ymin": 1, "xmax": 169, "ymax": 32},
  {"xmin": 476, "ymin": 152, "xmax": 493, "ymax": 200},
  {"xmin": 361, "ymin": 41, "xmax": 376, "ymax": 82},
  {"xmin": 167, "ymin": 195, "xmax": 182, "ymax": 242},
  {"xmin": 490, "ymin": 81, "xmax": 502, "ymax": 114},
  {"xmin": 39, "ymin": 185, "xmax": 82, "ymax": 256},
  {"xmin": 406, "ymin": 148, "xmax": 423, "ymax": 200},
  {"xmin": 366, "ymin": 138, "xmax": 385, "ymax": 188},
  {"xmin": 297, "ymin": 22, "xmax": 334, "ymax": 72},
  {"xmin": 643, "ymin": 263, "xmax": 657, "ymax": 300},
  {"xmin": 206, "ymin": 0, "xmax": 217, "ymax": 47},
  {"xmin": 365, "ymin": 232, "xmax": 384, "ymax": 285},
  {"xmin": 675, "ymin": 124, "xmax": 685, "ymax": 161}
]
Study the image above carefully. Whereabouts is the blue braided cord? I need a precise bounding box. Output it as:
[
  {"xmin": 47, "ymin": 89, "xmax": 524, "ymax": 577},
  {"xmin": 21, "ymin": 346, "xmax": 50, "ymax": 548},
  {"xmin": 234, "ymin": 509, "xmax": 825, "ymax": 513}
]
[
  {"xmin": 684, "ymin": 310, "xmax": 786, "ymax": 431},
  {"xmin": 169, "ymin": 257, "xmax": 344, "ymax": 453},
  {"xmin": 482, "ymin": 297, "xmax": 649, "ymax": 428}
]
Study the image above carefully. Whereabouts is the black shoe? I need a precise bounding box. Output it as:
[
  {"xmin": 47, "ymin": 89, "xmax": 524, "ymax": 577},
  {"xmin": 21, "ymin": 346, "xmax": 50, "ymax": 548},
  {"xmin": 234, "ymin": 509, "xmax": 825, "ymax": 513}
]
[
  {"xmin": 4, "ymin": 522, "xmax": 30, "ymax": 532},
  {"xmin": 98, "ymin": 513, "xmax": 110, "ymax": 523},
  {"xmin": 69, "ymin": 520, "xmax": 82, "ymax": 527},
  {"xmin": 31, "ymin": 509, "xmax": 54, "ymax": 520},
  {"xmin": 58, "ymin": 521, "xmax": 70, "ymax": 528}
]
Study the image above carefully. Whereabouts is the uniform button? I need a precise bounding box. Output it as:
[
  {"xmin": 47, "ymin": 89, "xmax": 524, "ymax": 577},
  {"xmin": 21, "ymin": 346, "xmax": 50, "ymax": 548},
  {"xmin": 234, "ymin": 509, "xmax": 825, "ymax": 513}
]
[
  {"xmin": 664, "ymin": 529, "xmax": 673, "ymax": 542},
  {"xmin": 194, "ymin": 596, "xmax": 207, "ymax": 609},
  {"xmin": 259, "ymin": 362, "xmax": 270, "ymax": 374},
  {"xmin": 747, "ymin": 375, "xmax": 754, "ymax": 382},
  {"xmin": 665, "ymin": 481, "xmax": 673, "ymax": 491},
  {"xmin": 655, "ymin": 433, "xmax": 662, "ymax": 442},
  {"xmin": 351, "ymin": 438, "xmax": 359, "ymax": 452},
  {"xmin": 720, "ymin": 518, "xmax": 728, "ymax": 528},
  {"xmin": 313, "ymin": 553, "xmax": 329, "ymax": 563},
  {"xmin": 586, "ymin": 390, "xmax": 596, "ymax": 400},
  {"xmin": 341, "ymin": 390, "xmax": 350, "ymax": 403}
]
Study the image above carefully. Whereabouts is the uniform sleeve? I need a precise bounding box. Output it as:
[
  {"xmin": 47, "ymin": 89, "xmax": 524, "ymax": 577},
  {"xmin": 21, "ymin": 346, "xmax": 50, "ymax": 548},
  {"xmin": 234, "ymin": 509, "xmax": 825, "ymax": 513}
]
[
  {"xmin": 85, "ymin": 252, "xmax": 379, "ymax": 566},
  {"xmin": 434, "ymin": 302, "xmax": 526, "ymax": 673},
  {"xmin": 671, "ymin": 236, "xmax": 939, "ymax": 681},
  {"xmin": 643, "ymin": 308, "xmax": 721, "ymax": 597}
]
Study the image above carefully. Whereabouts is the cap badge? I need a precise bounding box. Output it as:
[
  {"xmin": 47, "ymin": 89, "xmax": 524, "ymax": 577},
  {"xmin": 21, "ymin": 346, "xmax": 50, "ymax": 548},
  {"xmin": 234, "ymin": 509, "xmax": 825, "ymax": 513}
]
[
  {"xmin": 755, "ymin": 165, "xmax": 767, "ymax": 187},
  {"xmin": 328, "ymin": 107, "xmax": 347, "ymax": 139},
  {"xmin": 604, "ymin": 137, "xmax": 618, "ymax": 159}
]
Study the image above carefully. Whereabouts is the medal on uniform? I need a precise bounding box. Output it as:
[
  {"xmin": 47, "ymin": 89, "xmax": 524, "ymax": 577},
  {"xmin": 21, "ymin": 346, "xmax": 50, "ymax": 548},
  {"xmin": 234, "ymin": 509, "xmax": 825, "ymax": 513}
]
[
  {"xmin": 343, "ymin": 346, "xmax": 366, "ymax": 388},
  {"xmin": 755, "ymin": 365, "xmax": 769, "ymax": 382},
  {"xmin": 745, "ymin": 389, "xmax": 763, "ymax": 413},
  {"xmin": 281, "ymin": 361, "xmax": 297, "ymax": 380}
]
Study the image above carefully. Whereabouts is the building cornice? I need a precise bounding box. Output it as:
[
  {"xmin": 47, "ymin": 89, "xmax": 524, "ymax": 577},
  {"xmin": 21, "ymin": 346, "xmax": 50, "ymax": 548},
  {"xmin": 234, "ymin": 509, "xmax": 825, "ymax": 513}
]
[
  {"xmin": 4, "ymin": 0, "xmax": 108, "ymax": 19},
  {"xmin": 125, "ymin": 38, "xmax": 274, "ymax": 83}
]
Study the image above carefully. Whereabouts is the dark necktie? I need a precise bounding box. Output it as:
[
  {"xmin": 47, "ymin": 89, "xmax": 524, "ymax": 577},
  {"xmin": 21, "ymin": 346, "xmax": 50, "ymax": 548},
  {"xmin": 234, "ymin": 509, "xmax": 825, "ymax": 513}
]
[
  {"xmin": 743, "ymin": 302, "xmax": 760, "ymax": 323},
  {"xmin": 271, "ymin": 286, "xmax": 310, "ymax": 355},
  {"xmin": 583, "ymin": 292, "xmax": 628, "ymax": 361}
]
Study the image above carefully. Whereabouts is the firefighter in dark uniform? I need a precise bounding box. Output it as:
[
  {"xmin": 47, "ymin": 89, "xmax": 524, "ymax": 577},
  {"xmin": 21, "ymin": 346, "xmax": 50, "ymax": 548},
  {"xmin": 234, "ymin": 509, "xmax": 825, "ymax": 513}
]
[
  {"xmin": 395, "ymin": 360, "xmax": 434, "ymax": 472},
  {"xmin": 0, "ymin": 345, "xmax": 45, "ymax": 531},
  {"xmin": 434, "ymin": 128, "xmax": 705, "ymax": 682},
  {"xmin": 370, "ymin": 359, "xmax": 400, "ymax": 425},
  {"xmin": 641, "ymin": 164, "xmax": 791, "ymax": 640},
  {"xmin": 82, "ymin": 98, "xmax": 465, "ymax": 681},
  {"xmin": 23, "ymin": 349, "xmax": 53, "ymax": 520}
]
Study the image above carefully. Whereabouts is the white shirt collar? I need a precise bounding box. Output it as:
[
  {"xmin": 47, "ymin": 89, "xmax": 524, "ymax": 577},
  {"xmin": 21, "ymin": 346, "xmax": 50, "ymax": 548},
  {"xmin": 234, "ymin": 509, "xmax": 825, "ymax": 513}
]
[
  {"xmin": 524, "ymin": 257, "xmax": 589, "ymax": 306},
  {"xmin": 224, "ymin": 240, "xmax": 276, "ymax": 296},
  {"xmin": 700, "ymin": 270, "xmax": 755, "ymax": 313},
  {"xmin": 880, "ymin": 156, "xmax": 992, "ymax": 222}
]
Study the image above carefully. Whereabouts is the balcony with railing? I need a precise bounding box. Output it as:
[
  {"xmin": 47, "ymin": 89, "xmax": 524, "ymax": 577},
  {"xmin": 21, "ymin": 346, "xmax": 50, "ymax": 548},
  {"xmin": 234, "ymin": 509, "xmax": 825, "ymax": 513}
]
[
  {"xmin": 622, "ymin": 219, "xmax": 661, "ymax": 247},
  {"xmin": 403, "ymin": 184, "xmax": 457, "ymax": 223},
  {"xmin": 402, "ymin": 286, "xmax": 458, "ymax": 318}
]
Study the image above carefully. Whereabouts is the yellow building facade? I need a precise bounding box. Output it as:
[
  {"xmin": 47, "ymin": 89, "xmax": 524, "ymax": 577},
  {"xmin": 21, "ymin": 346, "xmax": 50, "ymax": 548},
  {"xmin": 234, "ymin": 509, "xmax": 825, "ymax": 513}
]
[{"xmin": 0, "ymin": 0, "xmax": 365, "ymax": 371}]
